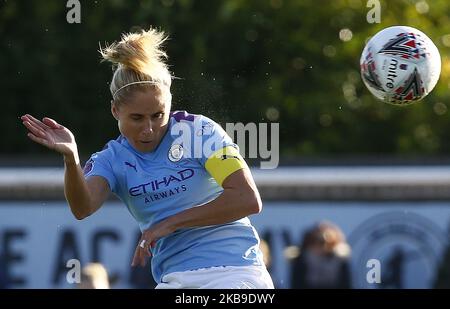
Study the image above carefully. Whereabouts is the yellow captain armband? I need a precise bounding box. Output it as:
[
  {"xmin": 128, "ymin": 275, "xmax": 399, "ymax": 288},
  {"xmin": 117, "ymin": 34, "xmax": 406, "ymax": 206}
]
[{"xmin": 204, "ymin": 146, "xmax": 248, "ymax": 186}]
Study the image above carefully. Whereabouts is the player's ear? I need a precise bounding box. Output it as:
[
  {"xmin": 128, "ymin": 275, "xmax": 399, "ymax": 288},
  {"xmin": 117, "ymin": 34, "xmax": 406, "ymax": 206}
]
[{"xmin": 111, "ymin": 103, "xmax": 119, "ymax": 121}]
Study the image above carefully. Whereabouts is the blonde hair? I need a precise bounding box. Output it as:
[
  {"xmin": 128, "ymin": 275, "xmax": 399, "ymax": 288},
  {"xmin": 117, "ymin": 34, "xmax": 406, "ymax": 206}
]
[{"xmin": 99, "ymin": 28, "xmax": 172, "ymax": 103}]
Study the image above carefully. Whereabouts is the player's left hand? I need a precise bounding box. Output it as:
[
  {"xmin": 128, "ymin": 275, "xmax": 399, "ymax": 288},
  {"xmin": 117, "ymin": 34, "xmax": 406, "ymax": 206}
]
[{"xmin": 131, "ymin": 219, "xmax": 175, "ymax": 267}]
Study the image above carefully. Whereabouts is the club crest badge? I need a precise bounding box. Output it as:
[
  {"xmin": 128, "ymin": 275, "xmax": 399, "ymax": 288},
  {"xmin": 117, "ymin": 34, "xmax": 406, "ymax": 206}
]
[{"xmin": 168, "ymin": 144, "xmax": 183, "ymax": 162}]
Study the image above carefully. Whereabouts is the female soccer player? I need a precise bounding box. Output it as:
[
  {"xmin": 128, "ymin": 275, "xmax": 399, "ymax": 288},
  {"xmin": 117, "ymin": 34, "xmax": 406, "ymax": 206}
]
[{"xmin": 21, "ymin": 28, "xmax": 274, "ymax": 289}]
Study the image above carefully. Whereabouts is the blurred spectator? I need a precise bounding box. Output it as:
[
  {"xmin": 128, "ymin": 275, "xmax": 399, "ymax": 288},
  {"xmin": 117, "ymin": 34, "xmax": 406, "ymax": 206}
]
[
  {"xmin": 260, "ymin": 239, "xmax": 272, "ymax": 271},
  {"xmin": 129, "ymin": 263, "xmax": 157, "ymax": 289},
  {"xmin": 77, "ymin": 263, "xmax": 110, "ymax": 289},
  {"xmin": 0, "ymin": 252, "xmax": 9, "ymax": 289},
  {"xmin": 434, "ymin": 222, "xmax": 450, "ymax": 288},
  {"xmin": 259, "ymin": 238, "xmax": 281, "ymax": 287},
  {"xmin": 291, "ymin": 221, "xmax": 351, "ymax": 289},
  {"xmin": 380, "ymin": 246, "xmax": 420, "ymax": 289},
  {"xmin": 434, "ymin": 247, "xmax": 450, "ymax": 288}
]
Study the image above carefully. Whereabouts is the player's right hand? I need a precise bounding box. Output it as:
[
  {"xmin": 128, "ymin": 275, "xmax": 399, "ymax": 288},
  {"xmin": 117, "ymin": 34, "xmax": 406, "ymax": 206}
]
[{"xmin": 21, "ymin": 114, "xmax": 78, "ymax": 158}]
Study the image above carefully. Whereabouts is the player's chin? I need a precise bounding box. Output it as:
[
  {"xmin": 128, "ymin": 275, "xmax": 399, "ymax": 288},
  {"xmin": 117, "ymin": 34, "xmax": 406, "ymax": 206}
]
[{"xmin": 137, "ymin": 141, "xmax": 156, "ymax": 152}]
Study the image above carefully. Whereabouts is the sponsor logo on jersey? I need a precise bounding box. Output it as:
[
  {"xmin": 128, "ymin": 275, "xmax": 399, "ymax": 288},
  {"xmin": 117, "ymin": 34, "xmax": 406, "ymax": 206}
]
[{"xmin": 129, "ymin": 168, "xmax": 194, "ymax": 197}]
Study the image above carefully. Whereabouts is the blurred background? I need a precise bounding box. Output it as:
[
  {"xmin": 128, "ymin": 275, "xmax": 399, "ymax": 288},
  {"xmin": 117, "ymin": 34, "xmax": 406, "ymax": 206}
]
[{"xmin": 1, "ymin": 0, "xmax": 450, "ymax": 288}]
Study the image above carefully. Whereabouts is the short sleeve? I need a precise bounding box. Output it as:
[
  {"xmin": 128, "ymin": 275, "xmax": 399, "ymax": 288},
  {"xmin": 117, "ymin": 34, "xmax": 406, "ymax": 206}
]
[
  {"xmin": 83, "ymin": 151, "xmax": 117, "ymax": 193},
  {"xmin": 196, "ymin": 115, "xmax": 236, "ymax": 166},
  {"xmin": 169, "ymin": 112, "xmax": 248, "ymax": 185},
  {"xmin": 196, "ymin": 116, "xmax": 248, "ymax": 186}
]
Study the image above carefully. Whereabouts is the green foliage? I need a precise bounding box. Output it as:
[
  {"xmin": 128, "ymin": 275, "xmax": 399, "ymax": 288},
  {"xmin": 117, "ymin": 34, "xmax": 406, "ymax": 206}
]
[{"xmin": 2, "ymin": 0, "xmax": 450, "ymax": 159}]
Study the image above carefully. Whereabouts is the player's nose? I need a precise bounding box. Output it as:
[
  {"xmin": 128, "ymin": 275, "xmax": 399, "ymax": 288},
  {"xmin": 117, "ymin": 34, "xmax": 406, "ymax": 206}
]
[{"xmin": 142, "ymin": 120, "xmax": 154, "ymax": 134}]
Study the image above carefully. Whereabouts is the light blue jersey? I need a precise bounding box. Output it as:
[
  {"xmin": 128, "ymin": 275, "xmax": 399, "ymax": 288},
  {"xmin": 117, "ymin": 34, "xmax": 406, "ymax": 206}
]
[{"xmin": 83, "ymin": 111, "xmax": 264, "ymax": 282}]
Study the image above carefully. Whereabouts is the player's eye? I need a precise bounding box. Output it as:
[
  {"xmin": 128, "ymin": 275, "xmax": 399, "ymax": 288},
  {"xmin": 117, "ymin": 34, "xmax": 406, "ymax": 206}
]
[{"xmin": 153, "ymin": 112, "xmax": 164, "ymax": 119}]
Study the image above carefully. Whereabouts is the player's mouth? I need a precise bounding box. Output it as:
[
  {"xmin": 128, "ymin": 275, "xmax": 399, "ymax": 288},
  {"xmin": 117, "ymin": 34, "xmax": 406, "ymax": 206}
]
[{"xmin": 140, "ymin": 140, "xmax": 152, "ymax": 144}]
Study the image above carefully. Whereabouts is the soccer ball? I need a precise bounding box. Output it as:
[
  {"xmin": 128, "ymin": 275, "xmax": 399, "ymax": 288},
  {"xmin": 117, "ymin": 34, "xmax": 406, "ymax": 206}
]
[{"xmin": 360, "ymin": 26, "xmax": 441, "ymax": 105}]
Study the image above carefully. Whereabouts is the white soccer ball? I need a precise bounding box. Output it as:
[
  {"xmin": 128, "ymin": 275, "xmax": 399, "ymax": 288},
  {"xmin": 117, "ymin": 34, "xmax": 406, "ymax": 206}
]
[{"xmin": 360, "ymin": 26, "xmax": 441, "ymax": 105}]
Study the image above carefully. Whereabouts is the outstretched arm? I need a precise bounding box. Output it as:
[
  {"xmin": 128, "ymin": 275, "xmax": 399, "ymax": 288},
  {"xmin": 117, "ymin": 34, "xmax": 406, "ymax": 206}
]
[{"xmin": 21, "ymin": 114, "xmax": 110, "ymax": 219}]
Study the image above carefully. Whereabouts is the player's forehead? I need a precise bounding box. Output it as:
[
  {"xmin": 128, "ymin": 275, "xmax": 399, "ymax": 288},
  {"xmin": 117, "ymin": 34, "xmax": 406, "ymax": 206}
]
[{"xmin": 122, "ymin": 88, "xmax": 167, "ymax": 114}]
